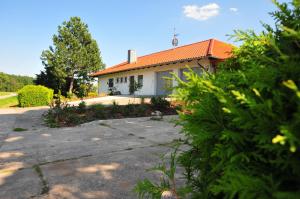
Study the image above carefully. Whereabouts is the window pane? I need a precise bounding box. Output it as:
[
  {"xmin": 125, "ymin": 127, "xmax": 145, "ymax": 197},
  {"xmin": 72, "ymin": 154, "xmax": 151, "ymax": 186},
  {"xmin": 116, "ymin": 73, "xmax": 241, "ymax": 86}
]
[{"xmin": 138, "ymin": 75, "xmax": 143, "ymax": 86}]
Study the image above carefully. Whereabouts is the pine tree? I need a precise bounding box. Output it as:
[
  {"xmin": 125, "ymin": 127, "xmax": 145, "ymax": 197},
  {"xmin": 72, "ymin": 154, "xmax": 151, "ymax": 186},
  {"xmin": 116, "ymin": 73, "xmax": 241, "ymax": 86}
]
[{"xmin": 36, "ymin": 17, "xmax": 104, "ymax": 95}]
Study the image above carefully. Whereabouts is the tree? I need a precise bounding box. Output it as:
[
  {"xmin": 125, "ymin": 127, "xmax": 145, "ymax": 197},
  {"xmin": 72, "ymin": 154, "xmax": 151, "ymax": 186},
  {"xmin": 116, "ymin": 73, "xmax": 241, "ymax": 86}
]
[{"xmin": 36, "ymin": 16, "xmax": 104, "ymax": 96}]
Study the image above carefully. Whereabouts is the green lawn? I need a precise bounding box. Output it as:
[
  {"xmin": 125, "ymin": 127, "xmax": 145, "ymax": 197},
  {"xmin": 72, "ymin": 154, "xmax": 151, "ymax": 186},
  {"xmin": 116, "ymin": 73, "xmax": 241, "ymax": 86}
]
[
  {"xmin": 0, "ymin": 96, "xmax": 18, "ymax": 108},
  {"xmin": 0, "ymin": 92, "xmax": 14, "ymax": 96}
]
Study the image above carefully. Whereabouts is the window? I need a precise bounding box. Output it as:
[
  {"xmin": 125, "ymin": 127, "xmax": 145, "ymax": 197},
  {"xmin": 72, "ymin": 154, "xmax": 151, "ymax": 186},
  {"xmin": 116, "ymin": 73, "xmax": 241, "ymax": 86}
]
[
  {"xmin": 108, "ymin": 78, "xmax": 114, "ymax": 87},
  {"xmin": 138, "ymin": 75, "xmax": 143, "ymax": 86},
  {"xmin": 116, "ymin": 77, "xmax": 119, "ymax": 83},
  {"xmin": 124, "ymin": 77, "xmax": 127, "ymax": 83},
  {"xmin": 180, "ymin": 67, "xmax": 202, "ymax": 82},
  {"xmin": 120, "ymin": 77, "xmax": 123, "ymax": 83}
]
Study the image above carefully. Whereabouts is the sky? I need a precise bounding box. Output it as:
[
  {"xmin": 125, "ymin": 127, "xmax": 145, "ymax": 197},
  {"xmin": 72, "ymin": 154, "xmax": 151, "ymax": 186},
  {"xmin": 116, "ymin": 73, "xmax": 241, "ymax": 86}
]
[{"xmin": 0, "ymin": 0, "xmax": 285, "ymax": 77}]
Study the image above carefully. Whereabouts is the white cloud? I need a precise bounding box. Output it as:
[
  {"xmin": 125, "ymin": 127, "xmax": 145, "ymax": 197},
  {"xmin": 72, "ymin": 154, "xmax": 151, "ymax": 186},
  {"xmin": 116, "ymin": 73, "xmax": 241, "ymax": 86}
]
[
  {"xmin": 229, "ymin": 7, "xmax": 238, "ymax": 12},
  {"xmin": 183, "ymin": 3, "xmax": 220, "ymax": 21}
]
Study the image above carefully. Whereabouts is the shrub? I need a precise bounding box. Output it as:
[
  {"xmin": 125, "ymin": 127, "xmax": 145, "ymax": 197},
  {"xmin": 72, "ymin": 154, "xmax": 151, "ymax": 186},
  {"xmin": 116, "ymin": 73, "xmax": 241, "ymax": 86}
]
[
  {"xmin": 77, "ymin": 101, "xmax": 87, "ymax": 113},
  {"xmin": 136, "ymin": 1, "xmax": 300, "ymax": 198},
  {"xmin": 44, "ymin": 103, "xmax": 81, "ymax": 127},
  {"xmin": 150, "ymin": 96, "xmax": 170, "ymax": 111},
  {"xmin": 18, "ymin": 85, "xmax": 53, "ymax": 107},
  {"xmin": 66, "ymin": 92, "xmax": 74, "ymax": 99},
  {"xmin": 90, "ymin": 103, "xmax": 106, "ymax": 119},
  {"xmin": 87, "ymin": 92, "xmax": 98, "ymax": 98}
]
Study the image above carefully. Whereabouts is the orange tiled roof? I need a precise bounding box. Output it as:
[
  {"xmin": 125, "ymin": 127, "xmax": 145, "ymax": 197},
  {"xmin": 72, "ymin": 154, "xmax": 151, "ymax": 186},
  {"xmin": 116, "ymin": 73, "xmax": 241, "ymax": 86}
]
[{"xmin": 92, "ymin": 38, "xmax": 233, "ymax": 77}]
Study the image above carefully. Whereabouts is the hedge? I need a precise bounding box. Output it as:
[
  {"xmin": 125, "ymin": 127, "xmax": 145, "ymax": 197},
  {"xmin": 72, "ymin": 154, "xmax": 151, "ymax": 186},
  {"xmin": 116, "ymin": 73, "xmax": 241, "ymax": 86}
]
[{"xmin": 18, "ymin": 85, "xmax": 53, "ymax": 107}]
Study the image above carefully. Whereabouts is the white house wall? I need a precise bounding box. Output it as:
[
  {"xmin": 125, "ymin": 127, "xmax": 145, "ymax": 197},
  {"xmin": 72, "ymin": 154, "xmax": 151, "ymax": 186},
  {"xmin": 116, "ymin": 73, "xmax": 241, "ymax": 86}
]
[{"xmin": 97, "ymin": 58, "xmax": 211, "ymax": 96}]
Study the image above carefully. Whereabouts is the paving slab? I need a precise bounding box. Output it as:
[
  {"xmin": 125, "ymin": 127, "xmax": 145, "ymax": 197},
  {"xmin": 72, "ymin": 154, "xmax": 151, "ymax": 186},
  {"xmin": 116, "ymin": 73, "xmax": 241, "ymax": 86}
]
[
  {"xmin": 0, "ymin": 107, "xmax": 182, "ymax": 199},
  {"xmin": 40, "ymin": 146, "xmax": 169, "ymax": 199}
]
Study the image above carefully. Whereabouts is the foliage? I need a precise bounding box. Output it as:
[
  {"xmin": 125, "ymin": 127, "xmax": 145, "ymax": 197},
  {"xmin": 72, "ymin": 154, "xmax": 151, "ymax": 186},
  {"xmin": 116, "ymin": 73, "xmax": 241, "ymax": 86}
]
[
  {"xmin": 78, "ymin": 101, "xmax": 87, "ymax": 113},
  {"xmin": 44, "ymin": 102, "xmax": 177, "ymax": 127},
  {"xmin": 18, "ymin": 85, "xmax": 53, "ymax": 107},
  {"xmin": 13, "ymin": 128, "xmax": 28, "ymax": 132},
  {"xmin": 134, "ymin": 146, "xmax": 191, "ymax": 199},
  {"xmin": 135, "ymin": 1, "xmax": 300, "ymax": 198},
  {"xmin": 44, "ymin": 96, "xmax": 82, "ymax": 127},
  {"xmin": 129, "ymin": 80, "xmax": 142, "ymax": 95},
  {"xmin": 150, "ymin": 96, "xmax": 170, "ymax": 111},
  {"xmin": 87, "ymin": 92, "xmax": 98, "ymax": 98},
  {"xmin": 0, "ymin": 96, "xmax": 18, "ymax": 108},
  {"xmin": 35, "ymin": 16, "xmax": 104, "ymax": 96},
  {"xmin": 108, "ymin": 87, "xmax": 121, "ymax": 95},
  {"xmin": 0, "ymin": 72, "xmax": 33, "ymax": 92}
]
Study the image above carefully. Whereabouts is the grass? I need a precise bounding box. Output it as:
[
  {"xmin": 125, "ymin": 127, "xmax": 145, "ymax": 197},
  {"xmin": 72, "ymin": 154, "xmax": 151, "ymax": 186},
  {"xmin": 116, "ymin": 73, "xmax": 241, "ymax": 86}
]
[
  {"xmin": 0, "ymin": 96, "xmax": 18, "ymax": 108},
  {"xmin": 13, "ymin": 127, "xmax": 28, "ymax": 132},
  {"xmin": 0, "ymin": 92, "xmax": 14, "ymax": 96},
  {"xmin": 32, "ymin": 165, "xmax": 49, "ymax": 195}
]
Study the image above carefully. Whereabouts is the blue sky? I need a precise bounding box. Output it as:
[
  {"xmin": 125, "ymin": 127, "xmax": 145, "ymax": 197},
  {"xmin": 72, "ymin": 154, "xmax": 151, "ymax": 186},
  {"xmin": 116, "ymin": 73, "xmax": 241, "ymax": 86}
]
[{"xmin": 0, "ymin": 0, "xmax": 283, "ymax": 76}]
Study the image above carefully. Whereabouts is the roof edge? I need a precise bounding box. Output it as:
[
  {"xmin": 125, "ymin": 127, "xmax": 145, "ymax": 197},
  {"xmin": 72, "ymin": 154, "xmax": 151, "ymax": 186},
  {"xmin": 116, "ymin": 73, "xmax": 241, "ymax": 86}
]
[{"xmin": 91, "ymin": 56, "xmax": 207, "ymax": 77}]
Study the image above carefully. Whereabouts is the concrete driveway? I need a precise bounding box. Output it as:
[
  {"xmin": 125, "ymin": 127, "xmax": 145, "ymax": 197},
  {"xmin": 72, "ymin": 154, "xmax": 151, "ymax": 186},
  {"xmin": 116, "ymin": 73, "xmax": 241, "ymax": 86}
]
[{"xmin": 0, "ymin": 107, "xmax": 182, "ymax": 199}]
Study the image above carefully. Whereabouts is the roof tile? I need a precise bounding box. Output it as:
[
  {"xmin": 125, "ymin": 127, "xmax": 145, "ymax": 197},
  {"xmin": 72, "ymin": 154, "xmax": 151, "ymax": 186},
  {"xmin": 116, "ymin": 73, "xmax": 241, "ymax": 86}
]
[{"xmin": 92, "ymin": 38, "xmax": 232, "ymax": 76}]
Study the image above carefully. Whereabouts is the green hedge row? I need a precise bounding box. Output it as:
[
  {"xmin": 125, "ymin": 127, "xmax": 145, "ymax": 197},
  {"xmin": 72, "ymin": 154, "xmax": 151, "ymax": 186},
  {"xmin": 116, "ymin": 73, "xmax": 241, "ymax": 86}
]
[{"xmin": 18, "ymin": 85, "xmax": 53, "ymax": 107}]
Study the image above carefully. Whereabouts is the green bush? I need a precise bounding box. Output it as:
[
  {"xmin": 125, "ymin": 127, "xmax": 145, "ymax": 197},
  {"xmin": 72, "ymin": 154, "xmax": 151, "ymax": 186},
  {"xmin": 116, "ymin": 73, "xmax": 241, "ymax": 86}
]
[
  {"xmin": 90, "ymin": 103, "xmax": 106, "ymax": 119},
  {"xmin": 135, "ymin": 1, "xmax": 300, "ymax": 198},
  {"xmin": 176, "ymin": 1, "xmax": 300, "ymax": 198},
  {"xmin": 77, "ymin": 101, "xmax": 87, "ymax": 113},
  {"xmin": 150, "ymin": 96, "xmax": 170, "ymax": 111},
  {"xmin": 18, "ymin": 85, "xmax": 53, "ymax": 107},
  {"xmin": 87, "ymin": 92, "xmax": 98, "ymax": 98}
]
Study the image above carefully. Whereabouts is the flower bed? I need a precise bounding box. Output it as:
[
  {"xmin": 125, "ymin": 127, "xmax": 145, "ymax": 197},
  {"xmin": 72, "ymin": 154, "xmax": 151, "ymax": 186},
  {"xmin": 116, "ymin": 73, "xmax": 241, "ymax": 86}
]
[{"xmin": 44, "ymin": 97, "xmax": 179, "ymax": 127}]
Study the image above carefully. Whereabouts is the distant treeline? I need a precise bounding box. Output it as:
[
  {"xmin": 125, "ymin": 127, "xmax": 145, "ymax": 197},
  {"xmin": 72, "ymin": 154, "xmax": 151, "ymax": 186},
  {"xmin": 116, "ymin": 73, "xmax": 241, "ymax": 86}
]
[{"xmin": 0, "ymin": 72, "xmax": 34, "ymax": 92}]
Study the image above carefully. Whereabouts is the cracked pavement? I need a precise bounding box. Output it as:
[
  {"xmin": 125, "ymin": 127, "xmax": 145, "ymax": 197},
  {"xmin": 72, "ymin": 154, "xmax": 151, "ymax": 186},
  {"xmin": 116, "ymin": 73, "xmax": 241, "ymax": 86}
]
[{"xmin": 0, "ymin": 108, "xmax": 182, "ymax": 199}]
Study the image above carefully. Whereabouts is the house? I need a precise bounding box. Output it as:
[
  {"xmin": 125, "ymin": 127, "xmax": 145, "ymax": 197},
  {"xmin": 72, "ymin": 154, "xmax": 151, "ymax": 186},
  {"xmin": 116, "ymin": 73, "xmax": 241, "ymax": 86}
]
[{"xmin": 91, "ymin": 38, "xmax": 233, "ymax": 96}]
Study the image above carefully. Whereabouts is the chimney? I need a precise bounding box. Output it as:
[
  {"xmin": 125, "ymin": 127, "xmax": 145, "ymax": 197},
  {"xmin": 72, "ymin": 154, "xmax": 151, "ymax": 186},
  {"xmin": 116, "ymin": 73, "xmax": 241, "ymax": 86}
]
[{"xmin": 128, "ymin": 50, "xmax": 137, "ymax": 63}]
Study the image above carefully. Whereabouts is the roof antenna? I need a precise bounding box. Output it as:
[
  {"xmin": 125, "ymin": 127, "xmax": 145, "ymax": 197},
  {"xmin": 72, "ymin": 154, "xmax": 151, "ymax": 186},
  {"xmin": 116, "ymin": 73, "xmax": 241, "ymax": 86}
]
[{"xmin": 172, "ymin": 27, "xmax": 179, "ymax": 47}]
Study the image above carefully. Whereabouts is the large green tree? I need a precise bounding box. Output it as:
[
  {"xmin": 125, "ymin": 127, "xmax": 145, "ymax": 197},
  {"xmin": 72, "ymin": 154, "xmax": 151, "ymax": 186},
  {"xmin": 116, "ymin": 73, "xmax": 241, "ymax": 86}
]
[{"xmin": 36, "ymin": 16, "xmax": 104, "ymax": 95}]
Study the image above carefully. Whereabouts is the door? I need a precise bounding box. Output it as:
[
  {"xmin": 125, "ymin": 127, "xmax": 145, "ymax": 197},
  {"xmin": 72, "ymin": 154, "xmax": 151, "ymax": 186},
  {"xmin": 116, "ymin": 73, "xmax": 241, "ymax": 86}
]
[{"xmin": 156, "ymin": 70, "xmax": 173, "ymax": 96}]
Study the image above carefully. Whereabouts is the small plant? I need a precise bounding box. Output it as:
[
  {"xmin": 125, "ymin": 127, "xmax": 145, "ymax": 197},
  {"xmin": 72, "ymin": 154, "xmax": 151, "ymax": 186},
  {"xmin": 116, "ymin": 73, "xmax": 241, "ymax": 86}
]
[
  {"xmin": 108, "ymin": 87, "xmax": 120, "ymax": 95},
  {"xmin": 13, "ymin": 127, "xmax": 28, "ymax": 132},
  {"xmin": 77, "ymin": 101, "xmax": 87, "ymax": 113},
  {"xmin": 110, "ymin": 100, "xmax": 120, "ymax": 116},
  {"xmin": 44, "ymin": 98, "xmax": 82, "ymax": 127},
  {"xmin": 140, "ymin": 97, "xmax": 145, "ymax": 104},
  {"xmin": 129, "ymin": 80, "xmax": 142, "ymax": 95},
  {"xmin": 90, "ymin": 103, "xmax": 106, "ymax": 119},
  {"xmin": 150, "ymin": 97, "xmax": 170, "ymax": 111},
  {"xmin": 134, "ymin": 146, "xmax": 190, "ymax": 199}
]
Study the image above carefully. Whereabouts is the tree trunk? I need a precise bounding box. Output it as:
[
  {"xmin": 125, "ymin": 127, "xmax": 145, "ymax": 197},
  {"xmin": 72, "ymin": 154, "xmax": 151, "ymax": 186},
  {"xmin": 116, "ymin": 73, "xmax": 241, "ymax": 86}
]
[{"xmin": 69, "ymin": 77, "xmax": 74, "ymax": 94}]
